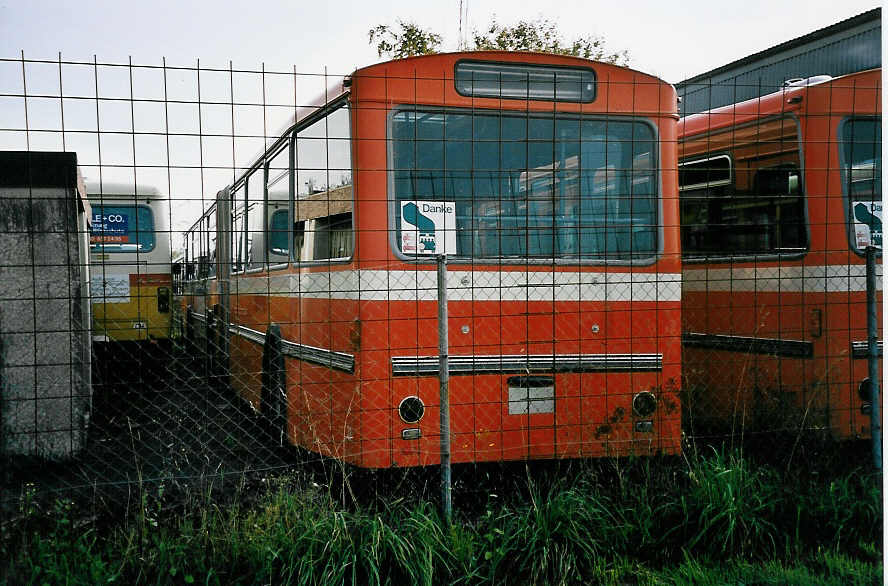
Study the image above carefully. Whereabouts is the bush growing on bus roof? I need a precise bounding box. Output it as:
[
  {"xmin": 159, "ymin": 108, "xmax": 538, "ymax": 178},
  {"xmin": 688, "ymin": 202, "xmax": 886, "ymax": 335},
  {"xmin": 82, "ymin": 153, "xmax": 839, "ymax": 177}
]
[{"xmin": 369, "ymin": 17, "xmax": 629, "ymax": 64}]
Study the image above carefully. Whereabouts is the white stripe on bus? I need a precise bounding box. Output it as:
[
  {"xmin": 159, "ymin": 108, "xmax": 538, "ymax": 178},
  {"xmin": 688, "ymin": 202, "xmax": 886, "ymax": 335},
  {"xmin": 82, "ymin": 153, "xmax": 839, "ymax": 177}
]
[
  {"xmin": 230, "ymin": 270, "xmax": 683, "ymax": 303},
  {"xmin": 682, "ymin": 264, "xmax": 883, "ymax": 293}
]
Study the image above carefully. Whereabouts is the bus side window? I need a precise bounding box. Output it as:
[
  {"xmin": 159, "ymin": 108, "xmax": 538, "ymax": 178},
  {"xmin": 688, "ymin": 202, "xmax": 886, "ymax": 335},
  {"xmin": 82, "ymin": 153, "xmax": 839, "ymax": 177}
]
[
  {"xmin": 313, "ymin": 212, "xmax": 353, "ymax": 260},
  {"xmin": 231, "ymin": 184, "xmax": 246, "ymax": 273},
  {"xmin": 843, "ymin": 117, "xmax": 882, "ymax": 198},
  {"xmin": 754, "ymin": 165, "xmax": 805, "ymax": 250},
  {"xmin": 247, "ymin": 168, "xmax": 265, "ymax": 269},
  {"xmin": 266, "ymin": 141, "xmax": 291, "ymax": 265},
  {"xmin": 207, "ymin": 210, "xmax": 217, "ymax": 277},
  {"xmin": 268, "ymin": 209, "xmax": 289, "ymax": 258},
  {"xmin": 197, "ymin": 255, "xmax": 209, "ymax": 279},
  {"xmin": 293, "ymin": 220, "xmax": 305, "ymax": 261}
]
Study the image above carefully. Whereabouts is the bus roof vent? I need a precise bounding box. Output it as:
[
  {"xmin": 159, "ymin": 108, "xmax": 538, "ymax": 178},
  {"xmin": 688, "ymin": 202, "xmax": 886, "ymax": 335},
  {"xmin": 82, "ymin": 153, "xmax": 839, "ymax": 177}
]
[{"xmin": 783, "ymin": 75, "xmax": 832, "ymax": 88}]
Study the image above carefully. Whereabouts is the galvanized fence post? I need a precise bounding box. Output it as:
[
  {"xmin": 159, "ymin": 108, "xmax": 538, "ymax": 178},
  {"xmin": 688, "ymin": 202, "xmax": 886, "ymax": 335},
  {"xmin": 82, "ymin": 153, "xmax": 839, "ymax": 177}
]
[
  {"xmin": 437, "ymin": 254, "xmax": 452, "ymax": 522},
  {"xmin": 866, "ymin": 246, "xmax": 881, "ymax": 471},
  {"xmin": 185, "ymin": 305, "xmax": 194, "ymax": 357}
]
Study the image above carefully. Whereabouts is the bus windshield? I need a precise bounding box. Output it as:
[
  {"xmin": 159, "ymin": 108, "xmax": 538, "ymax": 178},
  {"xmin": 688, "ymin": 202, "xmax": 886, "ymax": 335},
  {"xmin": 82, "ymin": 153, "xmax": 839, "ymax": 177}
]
[
  {"xmin": 90, "ymin": 205, "xmax": 156, "ymax": 253},
  {"xmin": 391, "ymin": 109, "xmax": 658, "ymax": 261}
]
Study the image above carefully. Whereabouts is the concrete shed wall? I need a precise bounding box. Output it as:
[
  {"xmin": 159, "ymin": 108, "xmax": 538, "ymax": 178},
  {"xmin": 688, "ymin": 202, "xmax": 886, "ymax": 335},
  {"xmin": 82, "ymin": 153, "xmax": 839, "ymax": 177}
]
[{"xmin": 0, "ymin": 152, "xmax": 92, "ymax": 460}]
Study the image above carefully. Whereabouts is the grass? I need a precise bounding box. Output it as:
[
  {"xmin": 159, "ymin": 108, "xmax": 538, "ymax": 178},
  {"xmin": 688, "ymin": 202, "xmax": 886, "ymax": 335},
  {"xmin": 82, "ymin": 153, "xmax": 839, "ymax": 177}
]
[{"xmin": 1, "ymin": 447, "xmax": 882, "ymax": 585}]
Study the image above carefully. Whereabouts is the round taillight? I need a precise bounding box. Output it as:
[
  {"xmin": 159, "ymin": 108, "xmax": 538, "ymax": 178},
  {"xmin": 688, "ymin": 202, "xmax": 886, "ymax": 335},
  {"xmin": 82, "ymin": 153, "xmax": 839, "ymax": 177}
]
[
  {"xmin": 398, "ymin": 396, "xmax": 425, "ymax": 423},
  {"xmin": 858, "ymin": 378, "xmax": 873, "ymax": 401},
  {"xmin": 632, "ymin": 391, "xmax": 657, "ymax": 417}
]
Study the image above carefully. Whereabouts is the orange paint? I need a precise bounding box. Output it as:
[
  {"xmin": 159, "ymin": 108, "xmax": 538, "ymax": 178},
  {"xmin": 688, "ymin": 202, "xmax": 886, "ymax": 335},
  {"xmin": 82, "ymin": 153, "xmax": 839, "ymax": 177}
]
[
  {"xmin": 181, "ymin": 52, "xmax": 684, "ymax": 467},
  {"xmin": 679, "ymin": 69, "xmax": 882, "ymax": 440}
]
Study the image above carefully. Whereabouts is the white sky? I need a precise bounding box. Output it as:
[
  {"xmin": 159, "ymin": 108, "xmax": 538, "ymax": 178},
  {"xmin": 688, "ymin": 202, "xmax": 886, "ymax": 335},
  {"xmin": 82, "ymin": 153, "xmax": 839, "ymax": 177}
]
[
  {"xmin": 1, "ymin": 0, "xmax": 880, "ymax": 82},
  {"xmin": 0, "ymin": 0, "xmax": 881, "ymax": 237}
]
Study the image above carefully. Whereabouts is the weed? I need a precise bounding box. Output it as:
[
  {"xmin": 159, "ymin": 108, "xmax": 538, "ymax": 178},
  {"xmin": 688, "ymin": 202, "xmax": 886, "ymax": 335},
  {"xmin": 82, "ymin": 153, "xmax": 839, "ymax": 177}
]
[{"xmin": 1, "ymin": 449, "xmax": 881, "ymax": 585}]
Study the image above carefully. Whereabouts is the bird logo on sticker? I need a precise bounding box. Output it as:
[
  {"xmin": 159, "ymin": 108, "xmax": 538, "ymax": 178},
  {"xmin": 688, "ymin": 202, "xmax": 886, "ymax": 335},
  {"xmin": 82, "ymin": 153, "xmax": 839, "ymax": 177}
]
[{"xmin": 402, "ymin": 202, "xmax": 437, "ymax": 252}]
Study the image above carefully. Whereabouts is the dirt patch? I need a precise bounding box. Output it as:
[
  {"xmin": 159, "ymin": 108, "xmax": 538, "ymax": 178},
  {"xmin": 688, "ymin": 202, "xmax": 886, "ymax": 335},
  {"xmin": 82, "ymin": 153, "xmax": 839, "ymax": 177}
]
[{"xmin": 1, "ymin": 347, "xmax": 295, "ymax": 516}]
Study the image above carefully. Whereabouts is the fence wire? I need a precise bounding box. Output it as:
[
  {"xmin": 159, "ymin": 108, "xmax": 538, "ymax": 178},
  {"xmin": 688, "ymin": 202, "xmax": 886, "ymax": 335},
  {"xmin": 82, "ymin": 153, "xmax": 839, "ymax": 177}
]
[{"xmin": 0, "ymin": 54, "xmax": 881, "ymax": 515}]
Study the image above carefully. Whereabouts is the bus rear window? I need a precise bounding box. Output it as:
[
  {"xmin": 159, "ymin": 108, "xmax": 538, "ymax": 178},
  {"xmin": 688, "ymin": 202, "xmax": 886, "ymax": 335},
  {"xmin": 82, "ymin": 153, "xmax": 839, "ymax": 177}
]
[
  {"xmin": 842, "ymin": 117, "xmax": 882, "ymax": 251},
  {"xmin": 90, "ymin": 205, "xmax": 156, "ymax": 253},
  {"xmin": 391, "ymin": 109, "xmax": 657, "ymax": 261},
  {"xmin": 679, "ymin": 117, "xmax": 806, "ymax": 258}
]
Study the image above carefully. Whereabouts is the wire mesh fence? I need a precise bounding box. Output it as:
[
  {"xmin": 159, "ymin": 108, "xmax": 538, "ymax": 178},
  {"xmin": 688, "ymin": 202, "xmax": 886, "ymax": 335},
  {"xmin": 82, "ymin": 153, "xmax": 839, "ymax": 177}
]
[{"xmin": 0, "ymin": 53, "xmax": 881, "ymax": 518}]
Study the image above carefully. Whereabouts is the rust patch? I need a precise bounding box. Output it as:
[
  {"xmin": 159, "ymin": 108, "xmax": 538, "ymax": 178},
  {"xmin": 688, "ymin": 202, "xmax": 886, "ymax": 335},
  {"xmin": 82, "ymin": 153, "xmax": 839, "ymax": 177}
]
[
  {"xmin": 660, "ymin": 395, "xmax": 678, "ymax": 415},
  {"xmin": 349, "ymin": 319, "xmax": 361, "ymax": 350}
]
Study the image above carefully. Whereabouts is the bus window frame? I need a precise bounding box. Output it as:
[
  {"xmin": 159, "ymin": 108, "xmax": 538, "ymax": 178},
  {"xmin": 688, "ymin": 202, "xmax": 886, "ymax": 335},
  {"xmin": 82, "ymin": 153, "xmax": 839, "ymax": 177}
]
[
  {"xmin": 292, "ymin": 98, "xmax": 354, "ymax": 267},
  {"xmin": 217, "ymin": 94, "xmax": 353, "ymax": 271},
  {"xmin": 838, "ymin": 115, "xmax": 882, "ymax": 258},
  {"xmin": 678, "ymin": 154, "xmax": 733, "ymax": 192},
  {"xmin": 265, "ymin": 135, "xmax": 293, "ymax": 272},
  {"xmin": 679, "ymin": 113, "xmax": 810, "ymax": 264},
  {"xmin": 230, "ymin": 181, "xmax": 248, "ymax": 275},
  {"xmin": 386, "ymin": 105, "xmax": 664, "ymax": 267},
  {"xmin": 245, "ymin": 163, "xmax": 268, "ymax": 274}
]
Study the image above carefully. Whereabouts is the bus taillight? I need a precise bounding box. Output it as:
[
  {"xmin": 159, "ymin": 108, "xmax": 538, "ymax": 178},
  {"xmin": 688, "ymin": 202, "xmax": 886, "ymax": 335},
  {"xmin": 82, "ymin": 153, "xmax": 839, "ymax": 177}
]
[{"xmin": 157, "ymin": 287, "xmax": 171, "ymax": 313}]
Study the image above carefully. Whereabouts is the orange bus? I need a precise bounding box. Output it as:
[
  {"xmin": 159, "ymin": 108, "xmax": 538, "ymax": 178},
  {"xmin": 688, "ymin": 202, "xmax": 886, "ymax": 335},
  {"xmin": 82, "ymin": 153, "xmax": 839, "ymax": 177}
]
[
  {"xmin": 678, "ymin": 69, "xmax": 882, "ymax": 439},
  {"xmin": 181, "ymin": 52, "xmax": 683, "ymax": 467}
]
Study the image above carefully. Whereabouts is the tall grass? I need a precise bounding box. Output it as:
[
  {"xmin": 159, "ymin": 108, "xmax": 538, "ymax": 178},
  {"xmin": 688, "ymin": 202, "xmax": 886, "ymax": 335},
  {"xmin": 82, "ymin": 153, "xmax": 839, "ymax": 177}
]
[
  {"xmin": 1, "ymin": 449, "xmax": 881, "ymax": 585},
  {"xmin": 677, "ymin": 448, "xmax": 780, "ymax": 558}
]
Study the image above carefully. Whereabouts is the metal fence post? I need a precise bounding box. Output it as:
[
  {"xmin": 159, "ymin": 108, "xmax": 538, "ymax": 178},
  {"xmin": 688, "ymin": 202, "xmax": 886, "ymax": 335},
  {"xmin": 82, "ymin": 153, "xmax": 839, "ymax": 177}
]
[
  {"xmin": 205, "ymin": 307, "xmax": 215, "ymax": 380},
  {"xmin": 185, "ymin": 305, "xmax": 194, "ymax": 357},
  {"xmin": 437, "ymin": 254, "xmax": 452, "ymax": 522},
  {"xmin": 866, "ymin": 246, "xmax": 881, "ymax": 471}
]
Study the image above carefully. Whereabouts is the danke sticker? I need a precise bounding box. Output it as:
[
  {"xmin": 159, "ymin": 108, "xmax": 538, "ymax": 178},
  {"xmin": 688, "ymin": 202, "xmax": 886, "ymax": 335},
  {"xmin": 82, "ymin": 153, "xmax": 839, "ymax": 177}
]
[
  {"xmin": 400, "ymin": 201, "xmax": 457, "ymax": 255},
  {"xmin": 852, "ymin": 201, "xmax": 882, "ymax": 249}
]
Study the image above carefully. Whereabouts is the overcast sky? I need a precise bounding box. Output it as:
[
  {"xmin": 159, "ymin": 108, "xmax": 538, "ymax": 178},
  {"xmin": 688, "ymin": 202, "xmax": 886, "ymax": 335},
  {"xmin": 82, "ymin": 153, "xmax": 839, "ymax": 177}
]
[{"xmin": 1, "ymin": 0, "xmax": 880, "ymax": 82}]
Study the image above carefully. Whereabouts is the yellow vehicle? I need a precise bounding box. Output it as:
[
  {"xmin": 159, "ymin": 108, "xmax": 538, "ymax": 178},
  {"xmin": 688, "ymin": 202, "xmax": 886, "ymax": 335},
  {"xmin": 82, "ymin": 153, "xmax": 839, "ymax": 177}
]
[{"xmin": 88, "ymin": 183, "xmax": 173, "ymax": 347}]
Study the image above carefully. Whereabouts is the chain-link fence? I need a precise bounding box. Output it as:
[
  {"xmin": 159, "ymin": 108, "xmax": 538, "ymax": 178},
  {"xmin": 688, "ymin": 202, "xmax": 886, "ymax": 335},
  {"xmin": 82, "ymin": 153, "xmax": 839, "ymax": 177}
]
[
  {"xmin": 0, "ymin": 54, "xmax": 881, "ymax": 518},
  {"xmin": 678, "ymin": 70, "xmax": 882, "ymax": 462}
]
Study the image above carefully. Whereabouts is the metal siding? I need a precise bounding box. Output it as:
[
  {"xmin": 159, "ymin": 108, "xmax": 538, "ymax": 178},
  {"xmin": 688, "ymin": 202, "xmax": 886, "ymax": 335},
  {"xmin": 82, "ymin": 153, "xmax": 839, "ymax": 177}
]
[{"xmin": 678, "ymin": 19, "xmax": 881, "ymax": 115}]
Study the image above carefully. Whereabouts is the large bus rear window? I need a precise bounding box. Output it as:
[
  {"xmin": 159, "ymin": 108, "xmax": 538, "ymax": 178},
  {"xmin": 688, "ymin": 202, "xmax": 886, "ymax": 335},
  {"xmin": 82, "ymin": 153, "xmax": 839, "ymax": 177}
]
[
  {"xmin": 90, "ymin": 205, "xmax": 156, "ymax": 253},
  {"xmin": 391, "ymin": 109, "xmax": 658, "ymax": 261}
]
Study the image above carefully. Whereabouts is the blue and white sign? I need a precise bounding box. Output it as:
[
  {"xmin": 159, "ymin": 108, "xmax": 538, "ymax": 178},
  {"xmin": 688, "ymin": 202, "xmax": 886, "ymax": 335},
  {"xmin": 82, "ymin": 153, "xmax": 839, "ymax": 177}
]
[
  {"xmin": 92, "ymin": 212, "xmax": 129, "ymax": 236},
  {"xmin": 400, "ymin": 201, "xmax": 457, "ymax": 255},
  {"xmin": 853, "ymin": 201, "xmax": 882, "ymax": 249}
]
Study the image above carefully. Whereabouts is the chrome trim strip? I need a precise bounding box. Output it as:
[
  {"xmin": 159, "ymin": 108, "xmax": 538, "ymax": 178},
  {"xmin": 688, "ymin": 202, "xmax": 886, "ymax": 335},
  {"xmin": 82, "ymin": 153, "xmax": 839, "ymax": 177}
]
[
  {"xmin": 228, "ymin": 323, "xmax": 355, "ymax": 373},
  {"xmin": 852, "ymin": 340, "xmax": 883, "ymax": 359},
  {"xmin": 682, "ymin": 332, "xmax": 813, "ymax": 358},
  {"xmin": 391, "ymin": 353, "xmax": 663, "ymax": 377},
  {"xmin": 228, "ymin": 323, "xmax": 265, "ymax": 346},
  {"xmin": 280, "ymin": 339, "xmax": 355, "ymax": 373}
]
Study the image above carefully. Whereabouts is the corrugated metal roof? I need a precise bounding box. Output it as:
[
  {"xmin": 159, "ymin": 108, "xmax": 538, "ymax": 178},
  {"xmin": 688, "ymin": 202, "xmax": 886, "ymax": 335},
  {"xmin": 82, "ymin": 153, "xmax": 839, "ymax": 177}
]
[{"xmin": 676, "ymin": 8, "xmax": 881, "ymax": 115}]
